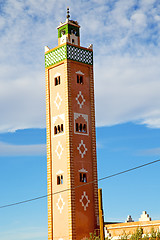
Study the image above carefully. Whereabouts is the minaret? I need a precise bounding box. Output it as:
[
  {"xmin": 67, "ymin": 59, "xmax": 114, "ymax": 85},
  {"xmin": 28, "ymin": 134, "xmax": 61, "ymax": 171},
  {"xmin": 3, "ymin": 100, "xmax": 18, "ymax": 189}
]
[{"xmin": 45, "ymin": 8, "xmax": 99, "ymax": 240}]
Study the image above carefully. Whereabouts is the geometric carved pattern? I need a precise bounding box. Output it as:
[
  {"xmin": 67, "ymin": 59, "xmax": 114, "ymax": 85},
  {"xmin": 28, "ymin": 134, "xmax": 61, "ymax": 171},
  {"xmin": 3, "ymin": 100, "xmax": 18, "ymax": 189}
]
[
  {"xmin": 45, "ymin": 45, "xmax": 66, "ymax": 68},
  {"xmin": 80, "ymin": 191, "xmax": 90, "ymax": 211},
  {"xmin": 56, "ymin": 194, "xmax": 65, "ymax": 214},
  {"xmin": 67, "ymin": 45, "xmax": 93, "ymax": 65},
  {"xmin": 45, "ymin": 44, "xmax": 93, "ymax": 68},
  {"xmin": 55, "ymin": 141, "xmax": 64, "ymax": 159},
  {"xmin": 77, "ymin": 140, "xmax": 87, "ymax": 158},
  {"xmin": 54, "ymin": 92, "xmax": 62, "ymax": 110},
  {"xmin": 76, "ymin": 91, "xmax": 85, "ymax": 108}
]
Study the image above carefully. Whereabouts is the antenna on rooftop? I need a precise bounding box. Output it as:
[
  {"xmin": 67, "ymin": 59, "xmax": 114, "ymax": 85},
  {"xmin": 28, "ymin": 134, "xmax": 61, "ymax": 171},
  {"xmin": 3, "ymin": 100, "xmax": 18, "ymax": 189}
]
[{"xmin": 66, "ymin": 7, "xmax": 70, "ymax": 19}]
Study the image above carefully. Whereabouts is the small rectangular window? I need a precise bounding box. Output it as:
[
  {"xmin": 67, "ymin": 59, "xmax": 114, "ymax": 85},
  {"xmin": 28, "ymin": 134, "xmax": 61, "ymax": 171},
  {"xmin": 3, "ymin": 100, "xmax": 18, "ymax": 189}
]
[
  {"xmin": 55, "ymin": 76, "xmax": 61, "ymax": 86},
  {"xmin": 80, "ymin": 173, "xmax": 87, "ymax": 183},
  {"xmin": 61, "ymin": 124, "xmax": 63, "ymax": 132},
  {"xmin": 57, "ymin": 175, "xmax": 63, "ymax": 185},
  {"xmin": 77, "ymin": 75, "xmax": 83, "ymax": 84}
]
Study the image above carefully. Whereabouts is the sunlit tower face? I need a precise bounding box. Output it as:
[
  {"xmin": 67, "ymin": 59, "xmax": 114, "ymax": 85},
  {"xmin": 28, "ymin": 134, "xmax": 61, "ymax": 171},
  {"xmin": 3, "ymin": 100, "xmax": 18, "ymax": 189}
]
[{"xmin": 45, "ymin": 8, "xmax": 99, "ymax": 240}]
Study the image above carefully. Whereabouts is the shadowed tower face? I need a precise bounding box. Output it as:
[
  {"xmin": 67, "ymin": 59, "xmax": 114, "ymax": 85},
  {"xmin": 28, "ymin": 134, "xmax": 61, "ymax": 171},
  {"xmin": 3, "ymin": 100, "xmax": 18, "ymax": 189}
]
[{"xmin": 45, "ymin": 8, "xmax": 99, "ymax": 240}]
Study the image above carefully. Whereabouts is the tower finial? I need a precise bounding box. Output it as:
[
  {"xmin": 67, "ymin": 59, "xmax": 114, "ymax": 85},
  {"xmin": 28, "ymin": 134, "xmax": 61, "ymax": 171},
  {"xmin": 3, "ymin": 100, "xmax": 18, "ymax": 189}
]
[{"xmin": 66, "ymin": 7, "xmax": 70, "ymax": 19}]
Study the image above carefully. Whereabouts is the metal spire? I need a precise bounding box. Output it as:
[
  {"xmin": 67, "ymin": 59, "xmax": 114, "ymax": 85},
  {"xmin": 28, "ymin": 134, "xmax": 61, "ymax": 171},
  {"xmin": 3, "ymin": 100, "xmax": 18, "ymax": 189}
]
[{"xmin": 66, "ymin": 7, "xmax": 70, "ymax": 19}]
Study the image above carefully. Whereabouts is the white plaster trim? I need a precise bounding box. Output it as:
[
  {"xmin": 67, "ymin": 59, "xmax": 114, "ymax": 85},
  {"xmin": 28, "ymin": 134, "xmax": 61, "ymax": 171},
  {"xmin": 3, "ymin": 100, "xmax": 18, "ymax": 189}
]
[
  {"xmin": 54, "ymin": 92, "xmax": 62, "ymax": 110},
  {"xmin": 74, "ymin": 113, "xmax": 89, "ymax": 136},
  {"xmin": 78, "ymin": 168, "xmax": 88, "ymax": 173},
  {"xmin": 56, "ymin": 169, "xmax": 64, "ymax": 175},
  {"xmin": 76, "ymin": 70, "xmax": 84, "ymax": 75},
  {"xmin": 80, "ymin": 191, "xmax": 90, "ymax": 211},
  {"xmin": 53, "ymin": 114, "xmax": 65, "ymax": 125},
  {"xmin": 56, "ymin": 194, "xmax": 65, "ymax": 214},
  {"xmin": 54, "ymin": 72, "xmax": 61, "ymax": 78},
  {"xmin": 76, "ymin": 91, "xmax": 85, "ymax": 109},
  {"xmin": 55, "ymin": 141, "xmax": 64, "ymax": 159},
  {"xmin": 77, "ymin": 140, "xmax": 88, "ymax": 158}
]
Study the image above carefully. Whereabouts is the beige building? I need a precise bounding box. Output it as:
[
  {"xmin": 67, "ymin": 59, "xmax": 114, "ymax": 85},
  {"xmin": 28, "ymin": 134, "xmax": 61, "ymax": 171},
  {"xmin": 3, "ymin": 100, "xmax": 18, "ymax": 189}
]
[{"xmin": 105, "ymin": 211, "xmax": 160, "ymax": 239}]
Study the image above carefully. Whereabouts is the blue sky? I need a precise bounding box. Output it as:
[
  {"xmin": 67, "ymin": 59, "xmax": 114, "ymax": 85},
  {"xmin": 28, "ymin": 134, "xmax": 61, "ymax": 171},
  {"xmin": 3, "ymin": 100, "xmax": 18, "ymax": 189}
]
[{"xmin": 0, "ymin": 0, "xmax": 160, "ymax": 239}]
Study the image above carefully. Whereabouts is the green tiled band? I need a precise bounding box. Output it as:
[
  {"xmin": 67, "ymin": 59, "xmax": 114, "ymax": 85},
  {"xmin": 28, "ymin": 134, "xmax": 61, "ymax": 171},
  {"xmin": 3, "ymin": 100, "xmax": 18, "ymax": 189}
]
[{"xmin": 45, "ymin": 44, "xmax": 93, "ymax": 68}]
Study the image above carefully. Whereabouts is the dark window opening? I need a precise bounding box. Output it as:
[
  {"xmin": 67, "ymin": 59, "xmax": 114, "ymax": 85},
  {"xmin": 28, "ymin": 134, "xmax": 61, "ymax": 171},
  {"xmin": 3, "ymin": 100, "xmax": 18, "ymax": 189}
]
[
  {"xmin": 72, "ymin": 39, "xmax": 75, "ymax": 44},
  {"xmin": 54, "ymin": 126, "xmax": 57, "ymax": 135},
  {"xmin": 80, "ymin": 76, "xmax": 83, "ymax": 84},
  {"xmin": 75, "ymin": 123, "xmax": 87, "ymax": 134},
  {"xmin": 77, "ymin": 75, "xmax": 83, "ymax": 84},
  {"xmin": 55, "ymin": 76, "xmax": 60, "ymax": 86},
  {"xmin": 57, "ymin": 175, "xmax": 63, "ymax": 185},
  {"xmin": 54, "ymin": 124, "xmax": 64, "ymax": 135},
  {"xmin": 80, "ymin": 173, "xmax": 87, "ymax": 183},
  {"xmin": 76, "ymin": 123, "xmax": 79, "ymax": 132},
  {"xmin": 79, "ymin": 123, "xmax": 82, "ymax": 132},
  {"xmin": 83, "ymin": 124, "xmax": 87, "ymax": 133}
]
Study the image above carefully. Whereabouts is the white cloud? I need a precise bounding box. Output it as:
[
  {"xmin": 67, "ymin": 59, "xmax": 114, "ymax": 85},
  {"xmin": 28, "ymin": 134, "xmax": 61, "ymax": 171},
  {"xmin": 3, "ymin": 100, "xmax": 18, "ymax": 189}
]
[
  {"xmin": 0, "ymin": 0, "xmax": 160, "ymax": 132},
  {"xmin": 0, "ymin": 142, "xmax": 46, "ymax": 156}
]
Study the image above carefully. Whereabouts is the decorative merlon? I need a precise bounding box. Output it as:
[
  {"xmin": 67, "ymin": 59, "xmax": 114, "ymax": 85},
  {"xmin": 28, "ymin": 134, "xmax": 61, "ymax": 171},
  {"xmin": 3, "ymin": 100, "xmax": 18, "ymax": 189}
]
[
  {"xmin": 45, "ymin": 46, "xmax": 50, "ymax": 52},
  {"xmin": 139, "ymin": 211, "xmax": 151, "ymax": 221},
  {"xmin": 125, "ymin": 215, "xmax": 134, "ymax": 223}
]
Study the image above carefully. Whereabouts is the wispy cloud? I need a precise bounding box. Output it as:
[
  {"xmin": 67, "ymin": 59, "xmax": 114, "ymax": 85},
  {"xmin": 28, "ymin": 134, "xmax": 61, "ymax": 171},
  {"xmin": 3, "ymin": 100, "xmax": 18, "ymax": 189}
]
[
  {"xmin": 138, "ymin": 147, "xmax": 160, "ymax": 156},
  {"xmin": 0, "ymin": 0, "xmax": 160, "ymax": 132},
  {"xmin": 0, "ymin": 142, "xmax": 46, "ymax": 156}
]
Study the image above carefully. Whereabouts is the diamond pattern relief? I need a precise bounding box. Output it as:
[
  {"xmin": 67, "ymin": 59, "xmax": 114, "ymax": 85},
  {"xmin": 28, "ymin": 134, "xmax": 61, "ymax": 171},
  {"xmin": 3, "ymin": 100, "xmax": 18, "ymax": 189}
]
[
  {"xmin": 54, "ymin": 92, "xmax": 62, "ymax": 110},
  {"xmin": 80, "ymin": 191, "xmax": 90, "ymax": 211},
  {"xmin": 77, "ymin": 140, "xmax": 87, "ymax": 158},
  {"xmin": 56, "ymin": 194, "xmax": 65, "ymax": 214},
  {"xmin": 76, "ymin": 91, "xmax": 85, "ymax": 108},
  {"xmin": 55, "ymin": 141, "xmax": 63, "ymax": 159}
]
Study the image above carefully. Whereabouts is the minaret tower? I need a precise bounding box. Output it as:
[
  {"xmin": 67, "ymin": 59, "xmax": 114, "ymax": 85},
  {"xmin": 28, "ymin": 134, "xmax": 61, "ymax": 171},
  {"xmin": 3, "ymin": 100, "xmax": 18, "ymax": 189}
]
[{"xmin": 45, "ymin": 8, "xmax": 99, "ymax": 240}]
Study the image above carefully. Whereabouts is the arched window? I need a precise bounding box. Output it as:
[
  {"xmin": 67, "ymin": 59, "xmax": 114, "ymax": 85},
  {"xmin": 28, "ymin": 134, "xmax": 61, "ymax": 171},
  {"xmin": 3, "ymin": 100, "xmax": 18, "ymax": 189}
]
[
  {"xmin": 83, "ymin": 124, "xmax": 87, "ymax": 133},
  {"xmin": 61, "ymin": 124, "xmax": 63, "ymax": 132},
  {"xmin": 80, "ymin": 124, "xmax": 82, "ymax": 132},
  {"xmin": 58, "ymin": 125, "xmax": 60, "ymax": 133},
  {"xmin": 54, "ymin": 126, "xmax": 57, "ymax": 135},
  {"xmin": 76, "ymin": 123, "xmax": 79, "ymax": 132}
]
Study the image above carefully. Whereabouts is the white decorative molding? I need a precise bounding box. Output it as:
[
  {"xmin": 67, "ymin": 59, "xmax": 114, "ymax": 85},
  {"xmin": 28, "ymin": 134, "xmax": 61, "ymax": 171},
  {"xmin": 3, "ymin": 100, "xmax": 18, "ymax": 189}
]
[
  {"xmin": 76, "ymin": 70, "xmax": 84, "ymax": 75},
  {"xmin": 74, "ymin": 112, "xmax": 88, "ymax": 122},
  {"xmin": 56, "ymin": 169, "xmax": 64, "ymax": 175},
  {"xmin": 55, "ymin": 141, "xmax": 64, "ymax": 159},
  {"xmin": 74, "ymin": 113, "xmax": 89, "ymax": 136},
  {"xmin": 78, "ymin": 168, "xmax": 88, "ymax": 173},
  {"xmin": 53, "ymin": 114, "xmax": 65, "ymax": 125},
  {"xmin": 76, "ymin": 91, "xmax": 85, "ymax": 108},
  {"xmin": 80, "ymin": 191, "xmax": 90, "ymax": 211},
  {"xmin": 139, "ymin": 211, "xmax": 151, "ymax": 222},
  {"xmin": 77, "ymin": 140, "xmax": 87, "ymax": 158},
  {"xmin": 54, "ymin": 72, "xmax": 61, "ymax": 78},
  {"xmin": 54, "ymin": 92, "xmax": 62, "ymax": 110},
  {"xmin": 56, "ymin": 194, "xmax": 65, "ymax": 214}
]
